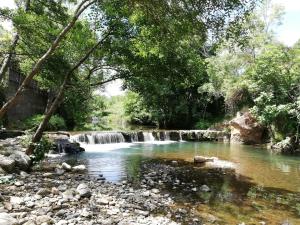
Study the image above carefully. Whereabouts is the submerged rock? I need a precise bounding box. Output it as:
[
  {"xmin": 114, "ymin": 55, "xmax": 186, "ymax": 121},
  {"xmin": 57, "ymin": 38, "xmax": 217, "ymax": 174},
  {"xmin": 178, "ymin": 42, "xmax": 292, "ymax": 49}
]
[{"xmin": 194, "ymin": 156, "xmax": 214, "ymax": 164}]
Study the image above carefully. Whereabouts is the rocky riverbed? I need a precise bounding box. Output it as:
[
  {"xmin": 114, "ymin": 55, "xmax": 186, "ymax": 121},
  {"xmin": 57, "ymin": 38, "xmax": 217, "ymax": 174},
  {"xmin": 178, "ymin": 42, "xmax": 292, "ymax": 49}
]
[
  {"xmin": 1, "ymin": 156, "xmax": 300, "ymax": 225},
  {"xmin": 0, "ymin": 166, "xmax": 179, "ymax": 225}
]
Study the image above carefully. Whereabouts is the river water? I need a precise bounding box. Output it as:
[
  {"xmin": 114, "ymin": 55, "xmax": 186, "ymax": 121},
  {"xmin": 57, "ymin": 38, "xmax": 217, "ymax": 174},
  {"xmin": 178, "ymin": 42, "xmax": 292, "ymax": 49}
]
[{"xmin": 64, "ymin": 139, "xmax": 300, "ymax": 224}]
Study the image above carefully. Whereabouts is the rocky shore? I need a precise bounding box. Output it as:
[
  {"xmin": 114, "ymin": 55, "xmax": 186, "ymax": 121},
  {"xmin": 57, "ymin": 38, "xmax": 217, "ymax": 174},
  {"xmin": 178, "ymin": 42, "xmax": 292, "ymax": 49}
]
[{"xmin": 0, "ymin": 167, "xmax": 178, "ymax": 225}]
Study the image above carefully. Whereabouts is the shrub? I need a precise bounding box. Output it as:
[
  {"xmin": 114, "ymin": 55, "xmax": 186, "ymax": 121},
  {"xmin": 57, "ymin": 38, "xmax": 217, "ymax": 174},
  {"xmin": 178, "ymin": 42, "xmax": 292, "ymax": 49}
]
[
  {"xmin": 22, "ymin": 114, "xmax": 67, "ymax": 131},
  {"xmin": 30, "ymin": 137, "xmax": 53, "ymax": 164}
]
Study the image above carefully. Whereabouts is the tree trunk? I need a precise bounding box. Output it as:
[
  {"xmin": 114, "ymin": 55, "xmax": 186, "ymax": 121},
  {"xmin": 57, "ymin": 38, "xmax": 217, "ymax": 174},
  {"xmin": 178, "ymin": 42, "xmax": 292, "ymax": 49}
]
[
  {"xmin": 0, "ymin": 0, "xmax": 95, "ymax": 119},
  {"xmin": 0, "ymin": 0, "xmax": 31, "ymax": 82},
  {"xmin": 26, "ymin": 33, "xmax": 109, "ymax": 155}
]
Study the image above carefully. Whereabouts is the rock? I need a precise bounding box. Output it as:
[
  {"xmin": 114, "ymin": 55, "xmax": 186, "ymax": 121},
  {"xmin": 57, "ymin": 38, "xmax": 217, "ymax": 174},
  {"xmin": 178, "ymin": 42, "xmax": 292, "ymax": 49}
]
[
  {"xmin": 97, "ymin": 198, "xmax": 109, "ymax": 205},
  {"xmin": 194, "ymin": 156, "xmax": 214, "ymax": 164},
  {"xmin": 20, "ymin": 171, "xmax": 29, "ymax": 178},
  {"xmin": 14, "ymin": 181, "xmax": 24, "ymax": 187},
  {"xmin": 43, "ymin": 173, "xmax": 53, "ymax": 178},
  {"xmin": 134, "ymin": 209, "xmax": 149, "ymax": 217},
  {"xmin": 55, "ymin": 168, "xmax": 65, "ymax": 175},
  {"xmin": 80, "ymin": 208, "xmax": 91, "ymax": 218},
  {"xmin": 23, "ymin": 220, "xmax": 36, "ymax": 225},
  {"xmin": 9, "ymin": 151, "xmax": 31, "ymax": 171},
  {"xmin": 76, "ymin": 183, "xmax": 91, "ymax": 198},
  {"xmin": 0, "ymin": 212, "xmax": 18, "ymax": 225},
  {"xmin": 230, "ymin": 112, "xmax": 265, "ymax": 144},
  {"xmin": 0, "ymin": 155, "xmax": 15, "ymax": 173},
  {"xmin": 271, "ymin": 136, "xmax": 299, "ymax": 155},
  {"xmin": 0, "ymin": 167, "xmax": 5, "ymax": 174},
  {"xmin": 171, "ymin": 160, "xmax": 178, "ymax": 165},
  {"xmin": 62, "ymin": 190, "xmax": 74, "ymax": 200},
  {"xmin": 0, "ymin": 194, "xmax": 4, "ymax": 202},
  {"xmin": 35, "ymin": 215, "xmax": 53, "ymax": 224},
  {"xmin": 151, "ymin": 188, "xmax": 160, "ymax": 194},
  {"xmin": 53, "ymin": 139, "xmax": 84, "ymax": 154},
  {"xmin": 199, "ymin": 185, "xmax": 210, "ymax": 192},
  {"xmin": 36, "ymin": 188, "xmax": 51, "ymax": 197},
  {"xmin": 51, "ymin": 187, "xmax": 60, "ymax": 195},
  {"xmin": 72, "ymin": 165, "xmax": 86, "ymax": 172},
  {"xmin": 142, "ymin": 191, "xmax": 151, "ymax": 197},
  {"xmin": 56, "ymin": 220, "xmax": 68, "ymax": 225},
  {"xmin": 10, "ymin": 196, "xmax": 24, "ymax": 205},
  {"xmin": 61, "ymin": 162, "xmax": 72, "ymax": 171},
  {"xmin": 4, "ymin": 202, "xmax": 13, "ymax": 211}
]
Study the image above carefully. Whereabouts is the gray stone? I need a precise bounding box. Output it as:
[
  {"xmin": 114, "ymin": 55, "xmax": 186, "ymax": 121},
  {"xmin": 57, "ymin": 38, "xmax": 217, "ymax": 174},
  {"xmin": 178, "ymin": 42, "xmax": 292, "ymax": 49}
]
[
  {"xmin": 61, "ymin": 162, "xmax": 72, "ymax": 171},
  {"xmin": 0, "ymin": 155, "xmax": 15, "ymax": 173},
  {"xmin": 35, "ymin": 215, "xmax": 53, "ymax": 224},
  {"xmin": 62, "ymin": 190, "xmax": 74, "ymax": 200},
  {"xmin": 10, "ymin": 196, "xmax": 24, "ymax": 205},
  {"xmin": 76, "ymin": 183, "xmax": 91, "ymax": 198},
  {"xmin": 0, "ymin": 212, "xmax": 18, "ymax": 225},
  {"xmin": 72, "ymin": 165, "xmax": 86, "ymax": 172},
  {"xmin": 200, "ymin": 185, "xmax": 210, "ymax": 192},
  {"xmin": 36, "ymin": 188, "xmax": 51, "ymax": 197},
  {"xmin": 14, "ymin": 181, "xmax": 24, "ymax": 187},
  {"xmin": 9, "ymin": 151, "xmax": 31, "ymax": 171}
]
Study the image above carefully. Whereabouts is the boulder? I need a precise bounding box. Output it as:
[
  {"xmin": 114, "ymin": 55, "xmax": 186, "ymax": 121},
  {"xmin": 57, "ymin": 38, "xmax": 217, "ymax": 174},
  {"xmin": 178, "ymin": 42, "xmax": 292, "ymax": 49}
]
[
  {"xmin": 230, "ymin": 112, "xmax": 264, "ymax": 144},
  {"xmin": 9, "ymin": 151, "xmax": 31, "ymax": 171},
  {"xmin": 0, "ymin": 212, "xmax": 18, "ymax": 225},
  {"xmin": 0, "ymin": 154, "xmax": 15, "ymax": 173},
  {"xmin": 271, "ymin": 137, "xmax": 300, "ymax": 155},
  {"xmin": 53, "ymin": 139, "xmax": 84, "ymax": 154}
]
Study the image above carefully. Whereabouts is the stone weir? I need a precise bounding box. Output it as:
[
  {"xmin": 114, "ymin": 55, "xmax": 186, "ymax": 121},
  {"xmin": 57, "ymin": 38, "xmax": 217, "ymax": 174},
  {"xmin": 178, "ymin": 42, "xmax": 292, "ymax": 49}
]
[{"xmin": 71, "ymin": 130, "xmax": 230, "ymax": 144}]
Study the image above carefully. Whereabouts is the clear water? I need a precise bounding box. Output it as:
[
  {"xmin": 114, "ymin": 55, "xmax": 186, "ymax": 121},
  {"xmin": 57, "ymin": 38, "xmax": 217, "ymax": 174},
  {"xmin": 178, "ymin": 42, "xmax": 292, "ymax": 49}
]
[
  {"xmin": 74, "ymin": 141, "xmax": 300, "ymax": 192},
  {"xmin": 64, "ymin": 141, "xmax": 300, "ymax": 224}
]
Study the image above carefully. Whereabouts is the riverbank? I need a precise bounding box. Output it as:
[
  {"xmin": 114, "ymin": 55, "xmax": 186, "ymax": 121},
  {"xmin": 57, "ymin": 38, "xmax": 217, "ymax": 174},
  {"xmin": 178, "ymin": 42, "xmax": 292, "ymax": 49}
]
[
  {"xmin": 1, "ymin": 157, "xmax": 300, "ymax": 225},
  {"xmin": 0, "ymin": 166, "xmax": 178, "ymax": 225}
]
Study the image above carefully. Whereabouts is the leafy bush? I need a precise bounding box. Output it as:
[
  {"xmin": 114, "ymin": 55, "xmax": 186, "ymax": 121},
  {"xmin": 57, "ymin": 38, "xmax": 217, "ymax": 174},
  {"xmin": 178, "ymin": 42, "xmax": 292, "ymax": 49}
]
[
  {"xmin": 195, "ymin": 120, "xmax": 212, "ymax": 130},
  {"xmin": 22, "ymin": 114, "xmax": 67, "ymax": 131},
  {"xmin": 30, "ymin": 137, "xmax": 53, "ymax": 164}
]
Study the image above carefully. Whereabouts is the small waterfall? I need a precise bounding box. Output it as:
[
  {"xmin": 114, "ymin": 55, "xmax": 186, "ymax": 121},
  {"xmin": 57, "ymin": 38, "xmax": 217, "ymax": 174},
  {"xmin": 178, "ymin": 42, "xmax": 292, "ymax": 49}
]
[
  {"xmin": 143, "ymin": 132, "xmax": 155, "ymax": 142},
  {"xmin": 164, "ymin": 131, "xmax": 170, "ymax": 141},
  {"xmin": 179, "ymin": 131, "xmax": 182, "ymax": 141},
  {"xmin": 72, "ymin": 132, "xmax": 125, "ymax": 144},
  {"xmin": 130, "ymin": 132, "xmax": 139, "ymax": 142}
]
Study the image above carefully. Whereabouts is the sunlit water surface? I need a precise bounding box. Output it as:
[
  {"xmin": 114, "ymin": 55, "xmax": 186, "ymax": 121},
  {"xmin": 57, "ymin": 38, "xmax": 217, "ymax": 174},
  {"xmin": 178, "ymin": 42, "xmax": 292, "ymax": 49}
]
[
  {"xmin": 61, "ymin": 141, "xmax": 300, "ymax": 224},
  {"xmin": 72, "ymin": 141, "xmax": 300, "ymax": 192}
]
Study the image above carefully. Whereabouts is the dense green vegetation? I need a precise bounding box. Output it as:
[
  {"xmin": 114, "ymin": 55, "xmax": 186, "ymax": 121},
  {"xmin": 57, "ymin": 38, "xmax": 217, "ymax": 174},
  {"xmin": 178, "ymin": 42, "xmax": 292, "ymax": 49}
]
[{"xmin": 0, "ymin": 0, "xmax": 299, "ymax": 151}]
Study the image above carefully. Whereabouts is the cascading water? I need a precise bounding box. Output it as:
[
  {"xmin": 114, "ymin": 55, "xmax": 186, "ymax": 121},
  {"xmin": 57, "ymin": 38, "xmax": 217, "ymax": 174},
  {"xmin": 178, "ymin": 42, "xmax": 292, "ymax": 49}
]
[
  {"xmin": 72, "ymin": 132, "xmax": 125, "ymax": 144},
  {"xmin": 70, "ymin": 130, "xmax": 228, "ymax": 145},
  {"xmin": 142, "ymin": 132, "xmax": 155, "ymax": 142}
]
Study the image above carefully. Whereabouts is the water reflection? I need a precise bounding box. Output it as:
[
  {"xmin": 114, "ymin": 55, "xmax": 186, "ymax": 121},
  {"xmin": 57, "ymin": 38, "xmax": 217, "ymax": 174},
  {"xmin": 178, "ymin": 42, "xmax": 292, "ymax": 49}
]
[{"xmin": 73, "ymin": 142, "xmax": 300, "ymax": 192}]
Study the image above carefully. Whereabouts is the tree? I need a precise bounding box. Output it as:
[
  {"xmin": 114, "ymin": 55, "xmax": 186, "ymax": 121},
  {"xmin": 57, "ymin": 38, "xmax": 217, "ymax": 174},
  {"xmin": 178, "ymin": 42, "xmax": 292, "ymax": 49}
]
[{"xmin": 0, "ymin": 0, "xmax": 97, "ymax": 118}]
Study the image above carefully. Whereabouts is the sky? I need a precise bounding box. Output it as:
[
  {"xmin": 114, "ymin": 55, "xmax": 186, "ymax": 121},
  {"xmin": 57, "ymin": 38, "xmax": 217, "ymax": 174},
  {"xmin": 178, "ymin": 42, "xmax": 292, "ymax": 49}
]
[{"xmin": 1, "ymin": 0, "xmax": 300, "ymax": 96}]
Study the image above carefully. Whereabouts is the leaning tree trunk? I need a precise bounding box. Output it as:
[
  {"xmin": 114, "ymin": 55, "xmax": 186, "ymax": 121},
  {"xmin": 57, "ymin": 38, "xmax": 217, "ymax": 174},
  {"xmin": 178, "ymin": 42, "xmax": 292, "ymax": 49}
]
[
  {"xmin": 0, "ymin": 0, "xmax": 31, "ymax": 82},
  {"xmin": 0, "ymin": 0, "xmax": 96, "ymax": 119},
  {"xmin": 26, "ymin": 33, "xmax": 110, "ymax": 155}
]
